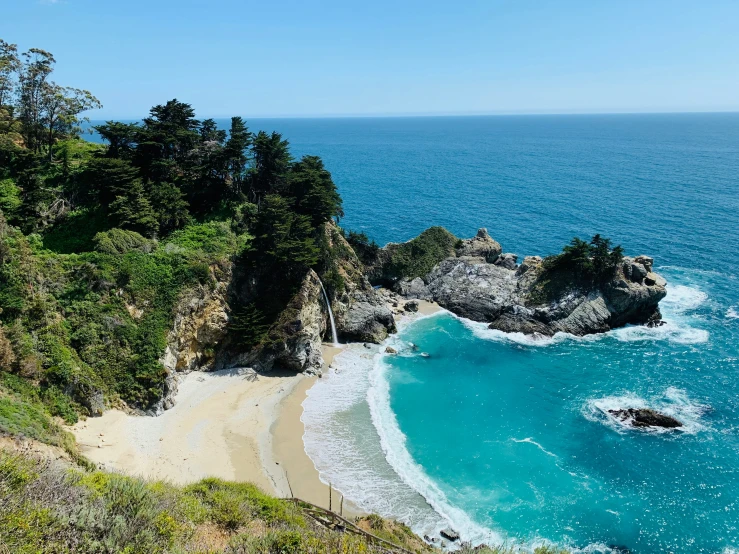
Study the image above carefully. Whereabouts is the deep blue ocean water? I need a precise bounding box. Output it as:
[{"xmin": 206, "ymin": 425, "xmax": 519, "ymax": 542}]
[{"xmin": 93, "ymin": 114, "xmax": 739, "ymax": 552}]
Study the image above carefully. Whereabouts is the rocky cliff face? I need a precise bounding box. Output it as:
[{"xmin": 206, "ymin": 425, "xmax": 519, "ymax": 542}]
[
  {"xmin": 394, "ymin": 229, "xmax": 667, "ymax": 337},
  {"xmin": 321, "ymin": 223, "xmax": 397, "ymax": 343},
  {"xmin": 153, "ymin": 263, "xmax": 231, "ymax": 413}
]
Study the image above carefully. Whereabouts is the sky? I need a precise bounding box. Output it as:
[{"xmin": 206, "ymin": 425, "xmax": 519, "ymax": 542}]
[{"xmin": 3, "ymin": 0, "xmax": 739, "ymax": 118}]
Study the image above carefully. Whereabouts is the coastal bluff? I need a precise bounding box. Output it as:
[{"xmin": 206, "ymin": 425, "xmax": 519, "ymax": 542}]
[{"xmin": 371, "ymin": 227, "xmax": 667, "ymax": 337}]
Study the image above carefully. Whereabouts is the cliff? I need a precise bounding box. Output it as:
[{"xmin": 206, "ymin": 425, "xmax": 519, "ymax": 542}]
[{"xmin": 387, "ymin": 228, "xmax": 666, "ymax": 337}]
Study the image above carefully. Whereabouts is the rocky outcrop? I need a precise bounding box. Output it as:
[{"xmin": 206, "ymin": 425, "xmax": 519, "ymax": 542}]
[
  {"xmin": 394, "ymin": 229, "xmax": 667, "ymax": 337},
  {"xmin": 155, "ymin": 263, "xmax": 231, "ymax": 412},
  {"xmin": 608, "ymin": 408, "xmax": 682, "ymax": 429},
  {"xmin": 455, "ymin": 228, "xmax": 501, "ymax": 262},
  {"xmin": 266, "ymin": 269, "xmax": 326, "ymax": 371}
]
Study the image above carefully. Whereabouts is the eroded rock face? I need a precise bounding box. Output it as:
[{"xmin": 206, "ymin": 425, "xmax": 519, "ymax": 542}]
[
  {"xmin": 608, "ymin": 408, "xmax": 682, "ymax": 429},
  {"xmin": 320, "ymin": 223, "xmax": 396, "ymax": 343},
  {"xmin": 455, "ymin": 228, "xmax": 502, "ymax": 262},
  {"xmin": 155, "ymin": 263, "xmax": 231, "ymax": 412},
  {"xmin": 396, "ymin": 232, "xmax": 667, "ymax": 337},
  {"xmin": 269, "ymin": 269, "xmax": 325, "ymax": 371}
]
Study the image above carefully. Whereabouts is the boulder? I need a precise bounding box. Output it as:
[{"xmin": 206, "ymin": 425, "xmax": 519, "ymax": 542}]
[
  {"xmin": 440, "ymin": 528, "xmax": 460, "ymax": 542},
  {"xmin": 608, "ymin": 408, "xmax": 682, "ymax": 429},
  {"xmin": 455, "ymin": 228, "xmax": 502, "ymax": 263},
  {"xmin": 404, "ymin": 300, "xmax": 419, "ymax": 312},
  {"xmin": 634, "ymin": 255, "xmax": 654, "ymax": 272},
  {"xmin": 385, "ymin": 346, "xmax": 397, "ymax": 354},
  {"xmin": 494, "ymin": 253, "xmax": 518, "ymax": 270},
  {"xmin": 516, "ymin": 255, "xmax": 542, "ymax": 276}
]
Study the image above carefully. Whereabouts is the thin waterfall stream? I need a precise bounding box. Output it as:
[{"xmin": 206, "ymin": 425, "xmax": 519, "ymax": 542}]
[{"xmin": 318, "ymin": 277, "xmax": 340, "ymax": 347}]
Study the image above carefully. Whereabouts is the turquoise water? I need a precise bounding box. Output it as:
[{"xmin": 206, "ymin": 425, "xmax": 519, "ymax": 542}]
[
  {"xmin": 293, "ymin": 114, "xmax": 739, "ymax": 553},
  {"xmin": 91, "ymin": 114, "xmax": 739, "ymax": 551}
]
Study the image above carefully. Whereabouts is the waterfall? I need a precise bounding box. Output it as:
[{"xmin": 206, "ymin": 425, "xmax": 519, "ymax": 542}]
[{"xmin": 318, "ymin": 277, "xmax": 340, "ymax": 347}]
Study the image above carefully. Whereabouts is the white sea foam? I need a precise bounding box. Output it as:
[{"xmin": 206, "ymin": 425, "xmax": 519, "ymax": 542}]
[
  {"xmin": 660, "ymin": 283, "xmax": 708, "ymax": 314},
  {"xmin": 367, "ymin": 355, "xmax": 503, "ymax": 545},
  {"xmin": 456, "ymin": 282, "xmax": 710, "ymax": 347},
  {"xmin": 727, "ymin": 306, "xmax": 739, "ymax": 320},
  {"xmin": 583, "ymin": 387, "xmax": 709, "ymax": 435},
  {"xmin": 302, "ymin": 344, "xmax": 457, "ymax": 538}
]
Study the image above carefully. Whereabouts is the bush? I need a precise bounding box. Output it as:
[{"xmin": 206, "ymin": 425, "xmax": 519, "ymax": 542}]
[
  {"xmin": 93, "ymin": 228, "xmax": 154, "ymax": 255},
  {"xmin": 381, "ymin": 226, "xmax": 458, "ymax": 283}
]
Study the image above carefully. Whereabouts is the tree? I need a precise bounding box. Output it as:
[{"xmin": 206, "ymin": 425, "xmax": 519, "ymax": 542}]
[
  {"xmin": 17, "ymin": 48, "xmax": 55, "ymax": 153},
  {"xmin": 199, "ymin": 118, "xmax": 226, "ymax": 144},
  {"xmin": 288, "ymin": 155, "xmax": 343, "ymax": 226},
  {"xmin": 251, "ymin": 130, "xmax": 291, "ymax": 205},
  {"xmin": 0, "ymin": 39, "xmax": 19, "ymax": 109},
  {"xmin": 149, "ymin": 181, "xmax": 190, "ymax": 234},
  {"xmin": 135, "ymin": 99, "xmax": 200, "ymax": 183},
  {"xmin": 252, "ymin": 194, "xmax": 319, "ymax": 275},
  {"xmin": 39, "ymin": 83, "xmax": 101, "ymax": 162},
  {"xmin": 95, "ymin": 121, "xmax": 139, "ymax": 159},
  {"xmin": 223, "ymin": 117, "xmax": 251, "ymax": 198},
  {"xmin": 109, "ymin": 180, "xmax": 159, "ymax": 237},
  {"xmin": 78, "ymin": 158, "xmax": 139, "ymax": 208}
]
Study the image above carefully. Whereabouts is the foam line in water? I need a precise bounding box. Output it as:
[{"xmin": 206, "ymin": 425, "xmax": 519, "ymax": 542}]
[
  {"xmin": 301, "ymin": 345, "xmax": 456, "ymax": 538},
  {"xmin": 367, "ymin": 354, "xmax": 504, "ymax": 545}
]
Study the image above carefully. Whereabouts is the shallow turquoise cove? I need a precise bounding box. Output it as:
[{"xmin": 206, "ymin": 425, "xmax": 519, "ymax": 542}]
[{"xmin": 289, "ymin": 114, "xmax": 739, "ymax": 553}]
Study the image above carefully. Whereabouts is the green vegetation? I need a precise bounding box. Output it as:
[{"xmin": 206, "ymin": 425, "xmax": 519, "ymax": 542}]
[
  {"xmin": 343, "ymin": 229, "xmax": 380, "ymax": 267},
  {"xmin": 529, "ymin": 234, "xmax": 624, "ymax": 304},
  {"xmin": 378, "ymin": 226, "xmax": 458, "ymax": 284},
  {"xmin": 0, "ymin": 451, "xmax": 435, "ymax": 553},
  {"xmin": 0, "ymin": 39, "xmax": 344, "ymax": 420}
]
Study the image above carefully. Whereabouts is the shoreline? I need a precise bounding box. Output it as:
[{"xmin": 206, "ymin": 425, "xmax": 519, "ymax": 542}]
[{"xmin": 70, "ymin": 298, "xmax": 442, "ymax": 523}]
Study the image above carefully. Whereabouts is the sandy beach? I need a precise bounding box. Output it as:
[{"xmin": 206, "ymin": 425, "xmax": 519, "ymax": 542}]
[{"xmin": 71, "ymin": 299, "xmax": 441, "ymax": 515}]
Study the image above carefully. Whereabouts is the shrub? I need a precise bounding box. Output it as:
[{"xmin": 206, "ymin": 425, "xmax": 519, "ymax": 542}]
[
  {"xmin": 381, "ymin": 226, "xmax": 458, "ymax": 283},
  {"xmin": 93, "ymin": 228, "xmax": 154, "ymax": 255}
]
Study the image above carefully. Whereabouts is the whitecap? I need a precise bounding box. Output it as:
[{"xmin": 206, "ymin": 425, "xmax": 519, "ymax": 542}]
[
  {"xmin": 583, "ymin": 388, "xmax": 708, "ymax": 435},
  {"xmin": 727, "ymin": 306, "xmax": 739, "ymax": 320},
  {"xmin": 660, "ymin": 283, "xmax": 708, "ymax": 315}
]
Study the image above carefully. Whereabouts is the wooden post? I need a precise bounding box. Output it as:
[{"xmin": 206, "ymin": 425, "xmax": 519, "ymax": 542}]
[
  {"xmin": 329, "ymin": 482, "xmax": 332, "ymax": 512},
  {"xmin": 340, "ymin": 494, "xmax": 344, "ymax": 517},
  {"xmin": 285, "ymin": 470, "xmax": 294, "ymax": 499}
]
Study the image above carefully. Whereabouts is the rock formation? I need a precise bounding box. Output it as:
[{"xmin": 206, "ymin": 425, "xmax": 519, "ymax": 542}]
[
  {"xmin": 387, "ymin": 229, "xmax": 667, "ymax": 337},
  {"xmin": 608, "ymin": 408, "xmax": 683, "ymax": 429}
]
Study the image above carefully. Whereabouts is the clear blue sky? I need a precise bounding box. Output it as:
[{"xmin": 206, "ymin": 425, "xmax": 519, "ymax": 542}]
[{"xmin": 3, "ymin": 0, "xmax": 739, "ymax": 118}]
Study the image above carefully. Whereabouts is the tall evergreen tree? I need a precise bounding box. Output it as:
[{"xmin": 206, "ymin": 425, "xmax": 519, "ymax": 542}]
[
  {"xmin": 223, "ymin": 117, "xmax": 251, "ymax": 198},
  {"xmin": 109, "ymin": 180, "xmax": 159, "ymax": 237},
  {"xmin": 251, "ymin": 130, "xmax": 291, "ymax": 205},
  {"xmin": 287, "ymin": 155, "xmax": 344, "ymax": 226}
]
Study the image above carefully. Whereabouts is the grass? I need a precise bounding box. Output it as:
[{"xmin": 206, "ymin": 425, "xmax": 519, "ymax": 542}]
[{"xmin": 0, "ymin": 450, "xmax": 438, "ymax": 554}]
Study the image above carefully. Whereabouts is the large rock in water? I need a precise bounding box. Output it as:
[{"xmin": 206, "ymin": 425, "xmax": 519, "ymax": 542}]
[
  {"xmin": 608, "ymin": 408, "xmax": 682, "ymax": 429},
  {"xmin": 394, "ymin": 230, "xmax": 667, "ymax": 337}
]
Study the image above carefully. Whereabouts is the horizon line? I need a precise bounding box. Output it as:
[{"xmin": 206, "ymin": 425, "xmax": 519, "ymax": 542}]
[{"xmin": 90, "ymin": 109, "xmax": 739, "ymax": 121}]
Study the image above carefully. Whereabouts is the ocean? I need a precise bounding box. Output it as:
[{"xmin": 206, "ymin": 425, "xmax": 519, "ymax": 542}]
[{"xmin": 91, "ymin": 114, "xmax": 739, "ymax": 552}]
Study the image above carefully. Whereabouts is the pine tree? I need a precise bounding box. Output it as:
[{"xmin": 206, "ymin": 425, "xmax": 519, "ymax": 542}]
[{"xmin": 109, "ymin": 180, "xmax": 159, "ymax": 237}]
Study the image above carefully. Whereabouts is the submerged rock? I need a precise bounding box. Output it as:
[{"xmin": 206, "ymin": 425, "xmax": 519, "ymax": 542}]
[{"xmin": 608, "ymin": 408, "xmax": 683, "ymax": 429}]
